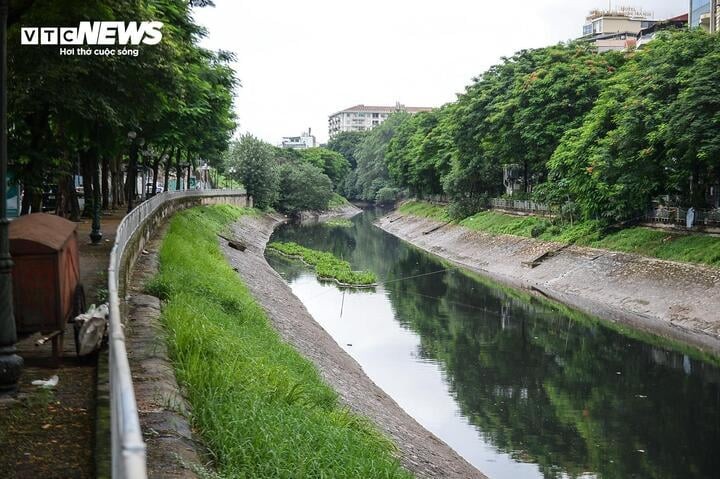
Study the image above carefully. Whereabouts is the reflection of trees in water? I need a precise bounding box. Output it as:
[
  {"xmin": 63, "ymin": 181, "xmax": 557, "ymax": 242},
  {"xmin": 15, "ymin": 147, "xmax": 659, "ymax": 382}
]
[
  {"xmin": 271, "ymin": 210, "xmax": 720, "ymax": 479},
  {"xmin": 386, "ymin": 264, "xmax": 720, "ymax": 479}
]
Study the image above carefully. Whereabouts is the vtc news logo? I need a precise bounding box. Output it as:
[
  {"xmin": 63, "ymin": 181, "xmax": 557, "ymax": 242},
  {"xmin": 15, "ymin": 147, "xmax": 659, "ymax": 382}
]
[{"xmin": 21, "ymin": 21, "xmax": 163, "ymax": 46}]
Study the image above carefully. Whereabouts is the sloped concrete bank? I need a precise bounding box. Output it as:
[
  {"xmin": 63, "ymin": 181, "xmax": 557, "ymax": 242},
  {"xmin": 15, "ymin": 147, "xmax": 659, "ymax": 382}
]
[
  {"xmin": 298, "ymin": 201, "xmax": 362, "ymax": 222},
  {"xmin": 377, "ymin": 213, "xmax": 720, "ymax": 356},
  {"xmin": 220, "ymin": 214, "xmax": 485, "ymax": 479}
]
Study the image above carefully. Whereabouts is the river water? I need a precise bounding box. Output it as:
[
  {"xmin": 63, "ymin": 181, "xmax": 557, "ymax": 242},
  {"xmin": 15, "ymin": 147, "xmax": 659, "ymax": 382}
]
[{"xmin": 266, "ymin": 209, "xmax": 720, "ymax": 479}]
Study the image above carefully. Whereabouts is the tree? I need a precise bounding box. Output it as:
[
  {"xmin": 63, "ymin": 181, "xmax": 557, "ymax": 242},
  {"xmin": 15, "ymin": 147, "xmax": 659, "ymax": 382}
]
[
  {"xmin": 229, "ymin": 135, "xmax": 278, "ymax": 209},
  {"xmin": 300, "ymin": 147, "xmax": 350, "ymax": 189},
  {"xmin": 351, "ymin": 112, "xmax": 410, "ymax": 202},
  {"xmin": 327, "ymin": 131, "xmax": 367, "ymax": 169},
  {"xmin": 665, "ymin": 49, "xmax": 720, "ymax": 207},
  {"xmin": 276, "ymin": 162, "xmax": 333, "ymax": 214},
  {"xmin": 542, "ymin": 30, "xmax": 715, "ymax": 220}
]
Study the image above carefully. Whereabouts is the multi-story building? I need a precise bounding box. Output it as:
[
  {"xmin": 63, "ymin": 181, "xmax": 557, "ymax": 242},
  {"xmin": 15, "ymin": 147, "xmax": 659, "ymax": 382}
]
[
  {"xmin": 328, "ymin": 103, "xmax": 433, "ymax": 138},
  {"xmin": 281, "ymin": 128, "xmax": 316, "ymax": 149},
  {"xmin": 581, "ymin": 7, "xmax": 657, "ymax": 52},
  {"xmin": 689, "ymin": 0, "xmax": 719, "ymax": 32}
]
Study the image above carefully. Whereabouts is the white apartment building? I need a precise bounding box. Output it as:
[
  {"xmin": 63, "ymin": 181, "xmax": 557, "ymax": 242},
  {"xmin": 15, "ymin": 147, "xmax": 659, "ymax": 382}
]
[
  {"xmin": 328, "ymin": 103, "xmax": 433, "ymax": 138},
  {"xmin": 281, "ymin": 128, "xmax": 316, "ymax": 149}
]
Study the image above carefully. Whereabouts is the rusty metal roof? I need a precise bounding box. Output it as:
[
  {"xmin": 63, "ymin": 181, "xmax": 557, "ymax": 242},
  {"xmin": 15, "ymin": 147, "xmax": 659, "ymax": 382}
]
[{"xmin": 9, "ymin": 213, "xmax": 78, "ymax": 254}]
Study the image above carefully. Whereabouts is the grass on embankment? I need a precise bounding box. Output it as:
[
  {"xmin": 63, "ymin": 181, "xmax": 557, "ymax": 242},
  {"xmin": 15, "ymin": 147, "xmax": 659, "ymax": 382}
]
[
  {"xmin": 268, "ymin": 241, "xmax": 377, "ymax": 286},
  {"xmin": 398, "ymin": 200, "xmax": 720, "ymax": 268},
  {"xmin": 147, "ymin": 205, "xmax": 409, "ymax": 478},
  {"xmin": 329, "ymin": 192, "xmax": 351, "ymax": 208}
]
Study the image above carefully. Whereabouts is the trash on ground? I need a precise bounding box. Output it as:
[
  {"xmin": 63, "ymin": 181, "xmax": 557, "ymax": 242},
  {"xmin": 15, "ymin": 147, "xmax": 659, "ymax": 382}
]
[
  {"xmin": 74, "ymin": 303, "xmax": 109, "ymax": 356},
  {"xmin": 32, "ymin": 375, "xmax": 59, "ymax": 388}
]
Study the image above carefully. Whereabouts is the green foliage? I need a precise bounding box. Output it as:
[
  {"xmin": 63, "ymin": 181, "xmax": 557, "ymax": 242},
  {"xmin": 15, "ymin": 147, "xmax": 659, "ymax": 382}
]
[
  {"xmin": 397, "ymin": 200, "xmax": 451, "ymax": 221},
  {"xmin": 325, "ymin": 218, "xmax": 353, "ymax": 228},
  {"xmin": 9, "ymin": 1, "xmax": 237, "ymax": 211},
  {"xmin": 268, "ymin": 242, "xmax": 377, "ymax": 285},
  {"xmin": 300, "ymin": 147, "xmax": 351, "ymax": 189},
  {"xmin": 328, "ymin": 193, "xmax": 350, "ymax": 208},
  {"xmin": 543, "ymin": 30, "xmax": 718, "ymax": 220},
  {"xmin": 151, "ymin": 206, "xmax": 407, "ymax": 478},
  {"xmin": 386, "ymin": 109, "xmax": 452, "ymax": 198},
  {"xmin": 228, "ymin": 135, "xmax": 278, "ymax": 209},
  {"xmin": 276, "ymin": 162, "xmax": 334, "ymax": 214},
  {"xmin": 327, "ymin": 131, "xmax": 367, "ymax": 169},
  {"xmin": 375, "ymin": 187, "xmax": 401, "ymax": 205},
  {"xmin": 350, "ymin": 113, "xmax": 411, "ymax": 202}
]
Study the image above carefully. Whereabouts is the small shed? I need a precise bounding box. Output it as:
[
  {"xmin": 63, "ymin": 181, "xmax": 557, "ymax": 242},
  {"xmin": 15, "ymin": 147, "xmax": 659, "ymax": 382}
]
[{"xmin": 9, "ymin": 213, "xmax": 84, "ymax": 358}]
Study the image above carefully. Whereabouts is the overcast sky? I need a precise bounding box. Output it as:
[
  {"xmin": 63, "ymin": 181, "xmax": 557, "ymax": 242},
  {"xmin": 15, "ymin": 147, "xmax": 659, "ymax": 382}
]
[{"xmin": 193, "ymin": 0, "xmax": 687, "ymax": 145}]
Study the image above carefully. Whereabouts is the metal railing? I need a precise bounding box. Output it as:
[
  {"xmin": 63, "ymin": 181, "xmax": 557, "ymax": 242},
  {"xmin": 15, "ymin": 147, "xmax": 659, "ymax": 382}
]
[
  {"xmin": 107, "ymin": 188, "xmax": 247, "ymax": 478},
  {"xmin": 644, "ymin": 206, "xmax": 720, "ymax": 227},
  {"xmin": 490, "ymin": 198, "xmax": 553, "ymax": 215}
]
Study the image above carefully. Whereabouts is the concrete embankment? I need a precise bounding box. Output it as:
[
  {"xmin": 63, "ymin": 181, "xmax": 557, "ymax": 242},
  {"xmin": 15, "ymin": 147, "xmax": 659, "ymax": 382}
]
[
  {"xmin": 220, "ymin": 213, "xmax": 486, "ymax": 479},
  {"xmin": 377, "ymin": 213, "xmax": 720, "ymax": 356},
  {"xmin": 298, "ymin": 201, "xmax": 363, "ymax": 222}
]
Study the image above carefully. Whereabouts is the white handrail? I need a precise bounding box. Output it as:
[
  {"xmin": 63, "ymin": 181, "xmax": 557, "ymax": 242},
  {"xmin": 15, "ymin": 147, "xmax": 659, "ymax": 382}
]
[{"xmin": 107, "ymin": 188, "xmax": 247, "ymax": 478}]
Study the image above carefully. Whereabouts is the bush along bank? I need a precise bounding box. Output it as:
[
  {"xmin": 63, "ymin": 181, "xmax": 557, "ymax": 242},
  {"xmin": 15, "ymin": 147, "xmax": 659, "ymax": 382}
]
[
  {"xmin": 267, "ymin": 241, "xmax": 377, "ymax": 286},
  {"xmin": 147, "ymin": 205, "xmax": 409, "ymax": 478},
  {"xmin": 397, "ymin": 201, "xmax": 720, "ymax": 268}
]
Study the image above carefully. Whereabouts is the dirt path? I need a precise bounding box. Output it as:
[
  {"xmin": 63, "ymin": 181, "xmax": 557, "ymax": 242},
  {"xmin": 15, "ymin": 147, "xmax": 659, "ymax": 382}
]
[{"xmin": 220, "ymin": 214, "xmax": 485, "ymax": 479}]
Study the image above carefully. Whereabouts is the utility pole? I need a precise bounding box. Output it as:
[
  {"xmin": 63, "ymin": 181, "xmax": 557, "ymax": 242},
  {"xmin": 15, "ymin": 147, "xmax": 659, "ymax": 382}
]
[{"xmin": 0, "ymin": 0, "xmax": 23, "ymax": 394}]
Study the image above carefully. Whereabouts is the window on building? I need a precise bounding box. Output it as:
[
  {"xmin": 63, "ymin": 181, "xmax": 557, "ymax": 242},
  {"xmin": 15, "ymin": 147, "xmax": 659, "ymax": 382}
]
[
  {"xmin": 372, "ymin": 120, "xmax": 379, "ymax": 125},
  {"xmin": 372, "ymin": 112, "xmax": 379, "ymax": 118}
]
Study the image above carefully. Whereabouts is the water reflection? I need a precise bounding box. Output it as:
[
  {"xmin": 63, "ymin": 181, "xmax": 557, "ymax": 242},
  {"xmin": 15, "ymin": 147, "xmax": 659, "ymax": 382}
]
[{"xmin": 267, "ymin": 209, "xmax": 720, "ymax": 479}]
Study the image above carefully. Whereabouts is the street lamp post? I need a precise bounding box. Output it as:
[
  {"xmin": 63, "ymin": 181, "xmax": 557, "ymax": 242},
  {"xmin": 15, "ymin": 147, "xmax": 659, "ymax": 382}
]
[{"xmin": 0, "ymin": 0, "xmax": 23, "ymax": 394}]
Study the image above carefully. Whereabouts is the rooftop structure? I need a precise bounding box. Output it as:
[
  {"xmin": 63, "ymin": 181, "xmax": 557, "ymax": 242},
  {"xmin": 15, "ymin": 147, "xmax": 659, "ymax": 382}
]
[{"xmin": 281, "ymin": 128, "xmax": 316, "ymax": 149}]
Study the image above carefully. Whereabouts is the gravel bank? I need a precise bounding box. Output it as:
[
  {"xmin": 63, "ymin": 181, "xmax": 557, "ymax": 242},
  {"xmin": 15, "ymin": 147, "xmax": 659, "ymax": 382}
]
[
  {"xmin": 220, "ymin": 213, "xmax": 485, "ymax": 479},
  {"xmin": 377, "ymin": 213, "xmax": 720, "ymax": 356}
]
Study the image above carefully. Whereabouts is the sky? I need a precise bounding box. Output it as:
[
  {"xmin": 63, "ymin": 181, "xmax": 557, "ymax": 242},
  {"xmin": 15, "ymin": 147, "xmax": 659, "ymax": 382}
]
[{"xmin": 193, "ymin": 0, "xmax": 688, "ymax": 145}]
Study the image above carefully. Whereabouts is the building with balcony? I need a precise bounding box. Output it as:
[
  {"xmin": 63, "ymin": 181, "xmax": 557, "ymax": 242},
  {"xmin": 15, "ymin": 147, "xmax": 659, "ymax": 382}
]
[
  {"xmin": 689, "ymin": 0, "xmax": 719, "ymax": 32},
  {"xmin": 581, "ymin": 7, "xmax": 657, "ymax": 52},
  {"xmin": 281, "ymin": 128, "xmax": 316, "ymax": 149},
  {"xmin": 328, "ymin": 103, "xmax": 433, "ymax": 138}
]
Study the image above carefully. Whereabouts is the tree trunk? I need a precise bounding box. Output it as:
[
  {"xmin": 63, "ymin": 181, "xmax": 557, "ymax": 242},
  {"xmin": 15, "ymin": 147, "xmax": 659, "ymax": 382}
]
[
  {"xmin": 126, "ymin": 144, "xmax": 139, "ymax": 212},
  {"xmin": 110, "ymin": 154, "xmax": 118, "ymax": 209},
  {"xmin": 101, "ymin": 154, "xmax": 110, "ymax": 209},
  {"xmin": 56, "ymin": 167, "xmax": 80, "ymax": 221},
  {"xmin": 163, "ymin": 148, "xmax": 173, "ymax": 192},
  {"xmin": 176, "ymin": 151, "xmax": 183, "ymax": 191},
  {"xmin": 20, "ymin": 186, "xmax": 33, "ymax": 215},
  {"xmin": 115, "ymin": 154, "xmax": 124, "ymax": 207},
  {"xmin": 31, "ymin": 191, "xmax": 42, "ymax": 213},
  {"xmin": 80, "ymin": 150, "xmax": 94, "ymax": 218}
]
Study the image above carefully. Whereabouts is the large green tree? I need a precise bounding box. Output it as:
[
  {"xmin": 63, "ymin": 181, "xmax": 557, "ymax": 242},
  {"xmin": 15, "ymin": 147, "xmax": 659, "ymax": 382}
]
[{"xmin": 228, "ymin": 135, "xmax": 278, "ymax": 209}]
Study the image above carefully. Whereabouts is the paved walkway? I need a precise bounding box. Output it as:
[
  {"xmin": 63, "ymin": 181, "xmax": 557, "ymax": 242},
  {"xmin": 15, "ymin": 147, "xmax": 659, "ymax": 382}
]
[{"xmin": 0, "ymin": 211, "xmax": 123, "ymax": 479}]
